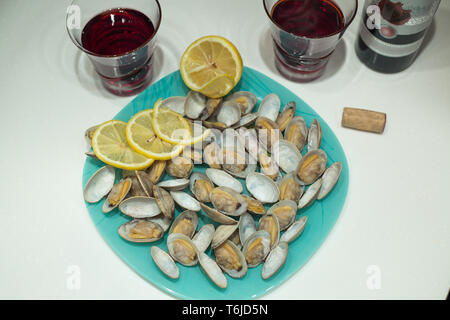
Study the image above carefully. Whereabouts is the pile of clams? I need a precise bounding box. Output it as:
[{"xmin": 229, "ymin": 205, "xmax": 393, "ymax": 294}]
[{"xmin": 83, "ymin": 90, "xmax": 342, "ymax": 288}]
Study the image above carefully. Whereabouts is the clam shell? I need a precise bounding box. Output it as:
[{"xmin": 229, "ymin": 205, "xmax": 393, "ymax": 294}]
[
  {"xmin": 168, "ymin": 210, "xmax": 198, "ymax": 238},
  {"xmin": 258, "ymin": 151, "xmax": 279, "ymax": 181},
  {"xmin": 216, "ymin": 101, "xmax": 241, "ymax": 127},
  {"xmin": 167, "ymin": 233, "xmax": 198, "ymax": 266},
  {"xmin": 202, "ymin": 120, "xmax": 227, "ymax": 131},
  {"xmin": 198, "ymin": 251, "xmax": 227, "ymax": 288},
  {"xmin": 257, "ymin": 213, "xmax": 280, "ymax": 249},
  {"xmin": 148, "ymin": 213, "xmax": 172, "ymax": 232},
  {"xmin": 170, "ymin": 191, "xmax": 201, "ymax": 211},
  {"xmin": 84, "ymin": 125, "xmax": 99, "ymax": 148},
  {"xmin": 317, "ymin": 162, "xmax": 342, "ymax": 200},
  {"xmin": 295, "ymin": 149, "xmax": 327, "ymax": 185},
  {"xmin": 246, "ymin": 172, "xmax": 280, "ymax": 204},
  {"xmin": 236, "ymin": 127, "xmax": 260, "ymax": 160},
  {"xmin": 276, "ymin": 101, "xmax": 296, "ymax": 132},
  {"xmin": 102, "ymin": 178, "xmax": 132, "ymax": 213},
  {"xmin": 231, "ymin": 113, "xmax": 258, "ymax": 129},
  {"xmin": 118, "ymin": 196, "xmax": 161, "ymax": 218},
  {"xmin": 135, "ymin": 171, "xmax": 153, "ymax": 197},
  {"xmin": 200, "ymin": 98, "xmax": 222, "ymax": 121},
  {"xmin": 151, "ymin": 246, "xmax": 180, "ymax": 279},
  {"xmin": 200, "ymin": 203, "xmax": 238, "ymax": 225},
  {"xmin": 298, "ymin": 178, "xmax": 322, "ymax": 209},
  {"xmin": 156, "ymin": 178, "xmax": 189, "ymax": 191},
  {"xmin": 189, "ymin": 172, "xmax": 214, "ymax": 202},
  {"xmin": 267, "ymin": 200, "xmax": 297, "ymax": 231},
  {"xmin": 214, "ymin": 240, "xmax": 248, "ymax": 278},
  {"xmin": 83, "ymin": 166, "xmax": 115, "ymax": 203},
  {"xmin": 153, "ymin": 185, "xmax": 175, "ymax": 219},
  {"xmin": 166, "ymin": 157, "xmax": 193, "ymax": 178},
  {"xmin": 261, "ymin": 241, "xmax": 288, "ymax": 280},
  {"xmin": 242, "ymin": 230, "xmax": 271, "ymax": 268},
  {"xmin": 272, "ymin": 139, "xmax": 302, "ymax": 174},
  {"xmin": 129, "ymin": 176, "xmax": 147, "ymax": 197},
  {"xmin": 225, "ymin": 91, "xmax": 257, "ymax": 115},
  {"xmin": 279, "ymin": 172, "xmax": 304, "ymax": 202},
  {"xmin": 222, "ymin": 149, "xmax": 257, "ymax": 179},
  {"xmin": 210, "ymin": 187, "xmax": 248, "ymax": 216},
  {"xmin": 258, "ymin": 93, "xmax": 281, "ymax": 122},
  {"xmin": 255, "ymin": 116, "xmax": 281, "ymax": 150},
  {"xmin": 118, "ymin": 219, "xmax": 164, "ymax": 243},
  {"xmin": 238, "ymin": 212, "xmax": 256, "ymax": 245},
  {"xmin": 211, "ymin": 223, "xmax": 239, "ymax": 249},
  {"xmin": 206, "ymin": 168, "xmax": 243, "ymax": 193},
  {"xmin": 146, "ymin": 160, "xmax": 166, "ymax": 184},
  {"xmin": 192, "ymin": 224, "xmax": 215, "ymax": 252},
  {"xmin": 307, "ymin": 119, "xmax": 322, "ymax": 151},
  {"xmin": 162, "ymin": 96, "xmax": 186, "ymax": 116},
  {"xmin": 203, "ymin": 142, "xmax": 222, "ymax": 169},
  {"xmin": 284, "ymin": 116, "xmax": 308, "ymax": 152},
  {"xmin": 185, "ymin": 91, "xmax": 207, "ymax": 119},
  {"xmin": 242, "ymin": 195, "xmax": 266, "ymax": 215},
  {"xmin": 280, "ymin": 216, "xmax": 307, "ymax": 243},
  {"xmin": 85, "ymin": 151, "xmax": 98, "ymax": 160}
]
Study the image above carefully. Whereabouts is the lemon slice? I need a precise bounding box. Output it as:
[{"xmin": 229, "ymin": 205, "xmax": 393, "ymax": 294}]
[
  {"xmin": 126, "ymin": 109, "xmax": 185, "ymax": 160},
  {"xmin": 92, "ymin": 120, "xmax": 154, "ymax": 170},
  {"xmin": 199, "ymin": 74, "xmax": 235, "ymax": 99},
  {"xmin": 152, "ymin": 99, "xmax": 211, "ymax": 146},
  {"xmin": 180, "ymin": 35, "xmax": 243, "ymax": 97}
]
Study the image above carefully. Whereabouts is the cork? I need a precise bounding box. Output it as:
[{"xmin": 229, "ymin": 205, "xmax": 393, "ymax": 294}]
[{"xmin": 341, "ymin": 107, "xmax": 386, "ymax": 134}]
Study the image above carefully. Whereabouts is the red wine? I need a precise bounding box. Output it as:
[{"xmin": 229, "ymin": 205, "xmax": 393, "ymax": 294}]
[
  {"xmin": 355, "ymin": 0, "xmax": 441, "ymax": 74},
  {"xmin": 82, "ymin": 8, "xmax": 155, "ymax": 56},
  {"xmin": 271, "ymin": 0, "xmax": 344, "ymax": 38}
]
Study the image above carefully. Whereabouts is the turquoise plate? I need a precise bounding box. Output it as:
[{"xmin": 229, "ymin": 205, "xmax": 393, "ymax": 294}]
[{"xmin": 82, "ymin": 66, "xmax": 349, "ymax": 299}]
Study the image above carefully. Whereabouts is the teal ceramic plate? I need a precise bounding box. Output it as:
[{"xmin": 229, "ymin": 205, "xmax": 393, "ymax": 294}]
[{"xmin": 82, "ymin": 66, "xmax": 349, "ymax": 299}]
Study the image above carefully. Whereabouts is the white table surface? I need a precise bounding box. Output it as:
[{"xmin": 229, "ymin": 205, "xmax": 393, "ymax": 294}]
[{"xmin": 0, "ymin": 0, "xmax": 449, "ymax": 300}]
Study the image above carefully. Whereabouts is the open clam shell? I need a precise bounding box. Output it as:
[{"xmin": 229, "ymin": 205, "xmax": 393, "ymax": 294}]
[
  {"xmin": 151, "ymin": 246, "xmax": 180, "ymax": 279},
  {"xmin": 167, "ymin": 233, "xmax": 198, "ymax": 266},
  {"xmin": 231, "ymin": 112, "xmax": 258, "ymax": 129},
  {"xmin": 153, "ymin": 185, "xmax": 175, "ymax": 219},
  {"xmin": 83, "ymin": 166, "xmax": 115, "ymax": 203},
  {"xmin": 168, "ymin": 210, "xmax": 198, "ymax": 238},
  {"xmin": 211, "ymin": 223, "xmax": 239, "ymax": 249},
  {"xmin": 118, "ymin": 196, "xmax": 161, "ymax": 218},
  {"xmin": 242, "ymin": 230, "xmax": 271, "ymax": 268},
  {"xmin": 135, "ymin": 171, "xmax": 154, "ymax": 197},
  {"xmin": 258, "ymin": 151, "xmax": 279, "ymax": 181},
  {"xmin": 279, "ymin": 172, "xmax": 304, "ymax": 202},
  {"xmin": 239, "ymin": 212, "xmax": 256, "ymax": 245},
  {"xmin": 216, "ymin": 101, "xmax": 241, "ymax": 127},
  {"xmin": 298, "ymin": 178, "xmax": 322, "ymax": 209},
  {"xmin": 267, "ymin": 200, "xmax": 297, "ymax": 231},
  {"xmin": 214, "ymin": 240, "xmax": 248, "ymax": 278},
  {"xmin": 206, "ymin": 168, "xmax": 243, "ymax": 193},
  {"xmin": 210, "ymin": 187, "xmax": 248, "ymax": 217},
  {"xmin": 156, "ymin": 178, "xmax": 189, "ymax": 191},
  {"xmin": 146, "ymin": 160, "xmax": 166, "ymax": 184},
  {"xmin": 162, "ymin": 96, "xmax": 186, "ymax": 116},
  {"xmin": 284, "ymin": 116, "xmax": 308, "ymax": 152},
  {"xmin": 192, "ymin": 224, "xmax": 215, "ymax": 252},
  {"xmin": 102, "ymin": 178, "xmax": 132, "ymax": 213},
  {"xmin": 189, "ymin": 172, "xmax": 214, "ymax": 203},
  {"xmin": 148, "ymin": 213, "xmax": 172, "ymax": 232},
  {"xmin": 242, "ymin": 195, "xmax": 266, "ymax": 215},
  {"xmin": 170, "ymin": 191, "xmax": 201, "ymax": 212},
  {"xmin": 261, "ymin": 241, "xmax": 288, "ymax": 280},
  {"xmin": 118, "ymin": 219, "xmax": 164, "ymax": 243},
  {"xmin": 185, "ymin": 91, "xmax": 207, "ymax": 119},
  {"xmin": 225, "ymin": 91, "xmax": 257, "ymax": 115},
  {"xmin": 255, "ymin": 116, "xmax": 281, "ymax": 150},
  {"xmin": 200, "ymin": 203, "xmax": 238, "ymax": 225},
  {"xmin": 258, "ymin": 93, "xmax": 281, "ymax": 122},
  {"xmin": 222, "ymin": 148, "xmax": 257, "ymax": 179},
  {"xmin": 203, "ymin": 142, "xmax": 222, "ymax": 169},
  {"xmin": 317, "ymin": 162, "xmax": 342, "ymax": 200},
  {"xmin": 198, "ymin": 251, "xmax": 227, "ymax": 288},
  {"xmin": 276, "ymin": 101, "xmax": 296, "ymax": 132},
  {"xmin": 236, "ymin": 127, "xmax": 260, "ymax": 160},
  {"xmin": 272, "ymin": 139, "xmax": 302, "ymax": 174},
  {"xmin": 307, "ymin": 119, "xmax": 322, "ymax": 152},
  {"xmin": 246, "ymin": 172, "xmax": 280, "ymax": 204},
  {"xmin": 257, "ymin": 213, "xmax": 280, "ymax": 249},
  {"xmin": 84, "ymin": 125, "xmax": 99, "ymax": 148},
  {"xmin": 200, "ymin": 98, "xmax": 222, "ymax": 121},
  {"xmin": 295, "ymin": 149, "xmax": 327, "ymax": 186},
  {"xmin": 280, "ymin": 216, "xmax": 307, "ymax": 243}
]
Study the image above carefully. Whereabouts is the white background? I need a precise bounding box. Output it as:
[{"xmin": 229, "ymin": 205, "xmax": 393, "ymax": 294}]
[{"xmin": 0, "ymin": 0, "xmax": 449, "ymax": 299}]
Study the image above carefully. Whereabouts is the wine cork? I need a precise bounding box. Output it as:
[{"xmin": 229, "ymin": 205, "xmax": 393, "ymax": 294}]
[{"xmin": 341, "ymin": 107, "xmax": 386, "ymax": 134}]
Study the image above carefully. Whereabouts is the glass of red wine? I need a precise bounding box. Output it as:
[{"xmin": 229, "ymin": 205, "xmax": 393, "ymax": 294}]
[
  {"xmin": 66, "ymin": 0, "xmax": 161, "ymax": 96},
  {"xmin": 263, "ymin": 0, "xmax": 357, "ymax": 82}
]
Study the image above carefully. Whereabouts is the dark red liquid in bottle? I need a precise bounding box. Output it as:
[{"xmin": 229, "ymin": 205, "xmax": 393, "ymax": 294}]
[
  {"xmin": 82, "ymin": 8, "xmax": 155, "ymax": 56},
  {"xmin": 271, "ymin": 0, "xmax": 344, "ymax": 38}
]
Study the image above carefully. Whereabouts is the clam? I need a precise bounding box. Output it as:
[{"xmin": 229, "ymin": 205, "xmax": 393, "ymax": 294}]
[
  {"xmin": 170, "ymin": 191, "xmax": 201, "ymax": 211},
  {"xmin": 211, "ymin": 223, "xmax": 239, "ymax": 249},
  {"xmin": 255, "ymin": 116, "xmax": 281, "ymax": 150},
  {"xmin": 257, "ymin": 213, "xmax": 280, "ymax": 249},
  {"xmin": 276, "ymin": 101, "xmax": 296, "ymax": 131},
  {"xmin": 203, "ymin": 142, "xmax": 222, "ymax": 169},
  {"xmin": 272, "ymin": 139, "xmax": 302, "ymax": 174},
  {"xmin": 242, "ymin": 230, "xmax": 271, "ymax": 268},
  {"xmin": 210, "ymin": 187, "xmax": 248, "ymax": 216},
  {"xmin": 261, "ymin": 241, "xmax": 288, "ymax": 280},
  {"xmin": 167, "ymin": 233, "xmax": 198, "ymax": 266},
  {"xmin": 151, "ymin": 246, "xmax": 180, "ymax": 279},
  {"xmin": 168, "ymin": 210, "xmax": 198, "ymax": 238},
  {"xmin": 206, "ymin": 168, "xmax": 243, "ymax": 193},
  {"xmin": 166, "ymin": 156, "xmax": 193, "ymax": 178},
  {"xmin": 216, "ymin": 101, "xmax": 241, "ymax": 127},
  {"xmin": 102, "ymin": 178, "xmax": 132, "ymax": 213},
  {"xmin": 222, "ymin": 148, "xmax": 257, "ymax": 179},
  {"xmin": 146, "ymin": 160, "xmax": 166, "ymax": 184},
  {"xmin": 295, "ymin": 149, "xmax": 327, "ymax": 185},
  {"xmin": 135, "ymin": 170, "xmax": 154, "ymax": 197},
  {"xmin": 192, "ymin": 224, "xmax": 215, "ymax": 252},
  {"xmin": 84, "ymin": 125, "xmax": 99, "ymax": 148},
  {"xmin": 202, "ymin": 120, "xmax": 227, "ymax": 131},
  {"xmin": 236, "ymin": 127, "xmax": 260, "ymax": 160},
  {"xmin": 148, "ymin": 213, "xmax": 172, "ymax": 232},
  {"xmin": 214, "ymin": 240, "xmax": 248, "ymax": 278},
  {"xmin": 153, "ymin": 185, "xmax": 175, "ymax": 219},
  {"xmin": 246, "ymin": 172, "xmax": 280, "ymax": 204},
  {"xmin": 83, "ymin": 166, "xmax": 115, "ymax": 203},
  {"xmin": 280, "ymin": 216, "xmax": 307, "ymax": 243},
  {"xmin": 129, "ymin": 176, "xmax": 147, "ymax": 197},
  {"xmin": 118, "ymin": 219, "xmax": 164, "ymax": 243},
  {"xmin": 156, "ymin": 178, "xmax": 189, "ymax": 191},
  {"xmin": 242, "ymin": 195, "xmax": 266, "ymax": 215},
  {"xmin": 198, "ymin": 251, "xmax": 227, "ymax": 288},
  {"xmin": 307, "ymin": 119, "xmax": 322, "ymax": 151},
  {"xmin": 238, "ymin": 212, "xmax": 256, "ymax": 245},
  {"xmin": 185, "ymin": 91, "xmax": 207, "ymax": 119},
  {"xmin": 258, "ymin": 151, "xmax": 279, "ymax": 181},
  {"xmin": 190, "ymin": 172, "xmax": 214, "ymax": 203},
  {"xmin": 231, "ymin": 113, "xmax": 258, "ymax": 129},
  {"xmin": 279, "ymin": 172, "xmax": 304, "ymax": 202},
  {"xmin": 225, "ymin": 91, "xmax": 257, "ymax": 115},
  {"xmin": 162, "ymin": 96, "xmax": 186, "ymax": 116},
  {"xmin": 200, "ymin": 203, "xmax": 238, "ymax": 225},
  {"xmin": 267, "ymin": 200, "xmax": 297, "ymax": 231},
  {"xmin": 298, "ymin": 178, "xmax": 322, "ymax": 209},
  {"xmin": 258, "ymin": 93, "xmax": 281, "ymax": 122},
  {"xmin": 317, "ymin": 162, "xmax": 342, "ymax": 200},
  {"xmin": 200, "ymin": 98, "xmax": 222, "ymax": 121},
  {"xmin": 284, "ymin": 116, "xmax": 308, "ymax": 152},
  {"xmin": 118, "ymin": 196, "xmax": 161, "ymax": 218}
]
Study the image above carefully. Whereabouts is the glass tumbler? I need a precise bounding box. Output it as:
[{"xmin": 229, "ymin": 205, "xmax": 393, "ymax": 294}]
[{"xmin": 66, "ymin": 0, "xmax": 161, "ymax": 96}]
